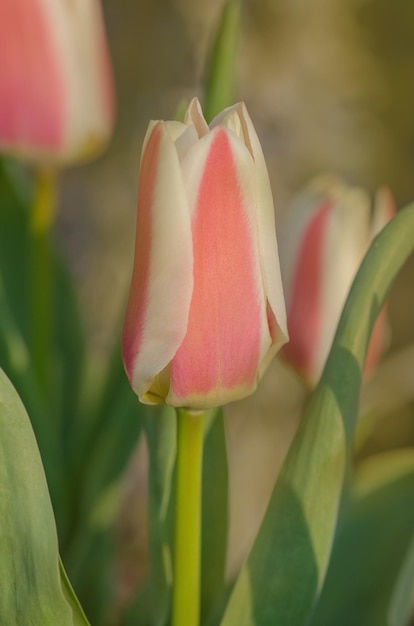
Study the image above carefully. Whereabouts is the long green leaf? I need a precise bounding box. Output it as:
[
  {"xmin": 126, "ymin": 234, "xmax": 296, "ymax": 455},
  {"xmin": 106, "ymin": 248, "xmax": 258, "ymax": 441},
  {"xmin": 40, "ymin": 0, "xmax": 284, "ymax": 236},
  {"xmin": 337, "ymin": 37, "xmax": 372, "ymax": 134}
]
[
  {"xmin": 59, "ymin": 559, "xmax": 91, "ymax": 626},
  {"xmin": 389, "ymin": 533, "xmax": 414, "ymax": 626},
  {"xmin": 203, "ymin": 0, "xmax": 242, "ymax": 122},
  {"xmin": 221, "ymin": 204, "xmax": 414, "ymax": 625},
  {"xmin": 62, "ymin": 348, "xmax": 145, "ymax": 624},
  {"xmin": 309, "ymin": 449, "xmax": 414, "ymax": 626},
  {"xmin": 123, "ymin": 406, "xmax": 176, "ymax": 626},
  {"xmin": 0, "ymin": 368, "xmax": 75, "ymax": 625},
  {"xmin": 0, "ymin": 158, "xmax": 86, "ymax": 523}
]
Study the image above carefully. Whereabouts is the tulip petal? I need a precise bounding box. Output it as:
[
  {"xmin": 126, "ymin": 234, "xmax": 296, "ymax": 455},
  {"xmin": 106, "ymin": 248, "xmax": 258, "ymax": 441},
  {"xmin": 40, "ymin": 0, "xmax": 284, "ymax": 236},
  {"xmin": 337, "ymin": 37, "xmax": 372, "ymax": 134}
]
[
  {"xmin": 122, "ymin": 121, "xmax": 193, "ymax": 403},
  {"xmin": 282, "ymin": 200, "xmax": 332, "ymax": 381},
  {"xmin": 0, "ymin": 0, "xmax": 114, "ymax": 162},
  {"xmin": 213, "ymin": 103, "xmax": 289, "ymax": 363},
  {"xmin": 282, "ymin": 178, "xmax": 373, "ymax": 383},
  {"xmin": 184, "ymin": 97, "xmax": 209, "ymax": 139},
  {"xmin": 167, "ymin": 127, "xmax": 269, "ymax": 408},
  {"xmin": 371, "ymin": 186, "xmax": 396, "ymax": 238},
  {"xmin": 62, "ymin": 0, "xmax": 115, "ymax": 159},
  {"xmin": 0, "ymin": 0, "xmax": 66, "ymax": 154},
  {"xmin": 319, "ymin": 188, "xmax": 371, "ymax": 374}
]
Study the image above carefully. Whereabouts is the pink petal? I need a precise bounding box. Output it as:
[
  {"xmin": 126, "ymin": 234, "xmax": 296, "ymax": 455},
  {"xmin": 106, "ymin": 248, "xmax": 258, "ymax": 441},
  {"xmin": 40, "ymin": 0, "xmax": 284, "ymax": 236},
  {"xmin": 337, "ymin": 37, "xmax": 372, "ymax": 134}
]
[
  {"xmin": 0, "ymin": 0, "xmax": 66, "ymax": 153},
  {"xmin": 212, "ymin": 103, "xmax": 288, "ymax": 356},
  {"xmin": 169, "ymin": 127, "xmax": 265, "ymax": 408},
  {"xmin": 283, "ymin": 200, "xmax": 333, "ymax": 380}
]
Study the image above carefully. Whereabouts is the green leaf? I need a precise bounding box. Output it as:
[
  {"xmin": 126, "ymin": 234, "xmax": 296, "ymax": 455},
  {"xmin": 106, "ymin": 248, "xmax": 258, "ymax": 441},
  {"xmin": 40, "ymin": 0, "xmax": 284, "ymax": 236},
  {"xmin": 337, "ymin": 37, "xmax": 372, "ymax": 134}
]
[
  {"xmin": 389, "ymin": 533, "xmax": 414, "ymax": 626},
  {"xmin": 61, "ymin": 346, "xmax": 145, "ymax": 624},
  {"xmin": 309, "ymin": 449, "xmax": 414, "ymax": 626},
  {"xmin": 202, "ymin": 409, "xmax": 229, "ymax": 623},
  {"xmin": 0, "ymin": 272, "xmax": 61, "ymax": 496},
  {"xmin": 0, "ymin": 158, "xmax": 86, "ymax": 520},
  {"xmin": 59, "ymin": 559, "xmax": 90, "ymax": 626},
  {"xmin": 123, "ymin": 406, "xmax": 176, "ymax": 626},
  {"xmin": 203, "ymin": 0, "xmax": 242, "ymax": 122},
  {"xmin": 221, "ymin": 203, "xmax": 414, "ymax": 626},
  {"xmin": 0, "ymin": 367, "xmax": 76, "ymax": 625},
  {"xmin": 0, "ymin": 158, "xmax": 32, "ymax": 340}
]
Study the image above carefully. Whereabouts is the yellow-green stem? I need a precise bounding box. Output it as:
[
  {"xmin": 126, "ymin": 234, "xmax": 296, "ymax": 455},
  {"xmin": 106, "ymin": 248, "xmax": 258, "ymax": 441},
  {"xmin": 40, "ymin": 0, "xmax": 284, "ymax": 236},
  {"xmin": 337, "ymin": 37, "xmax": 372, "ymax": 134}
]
[
  {"xmin": 172, "ymin": 409, "xmax": 205, "ymax": 626},
  {"xmin": 30, "ymin": 167, "xmax": 57, "ymax": 393}
]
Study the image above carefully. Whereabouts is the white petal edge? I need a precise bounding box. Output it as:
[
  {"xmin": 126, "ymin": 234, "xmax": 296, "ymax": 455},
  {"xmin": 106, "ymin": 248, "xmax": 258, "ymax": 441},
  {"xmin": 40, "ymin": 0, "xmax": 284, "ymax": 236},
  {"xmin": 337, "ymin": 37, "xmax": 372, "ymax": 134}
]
[
  {"xmin": 235, "ymin": 103, "xmax": 289, "ymax": 354},
  {"xmin": 184, "ymin": 97, "xmax": 209, "ymax": 138},
  {"xmin": 318, "ymin": 186, "xmax": 371, "ymax": 379},
  {"xmin": 44, "ymin": 0, "xmax": 114, "ymax": 160}
]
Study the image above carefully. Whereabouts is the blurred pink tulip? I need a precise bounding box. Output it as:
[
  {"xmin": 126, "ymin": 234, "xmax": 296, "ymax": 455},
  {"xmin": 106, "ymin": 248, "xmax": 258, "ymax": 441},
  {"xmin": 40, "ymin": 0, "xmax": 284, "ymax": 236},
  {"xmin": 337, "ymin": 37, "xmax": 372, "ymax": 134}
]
[
  {"xmin": 280, "ymin": 177, "xmax": 395, "ymax": 386},
  {"xmin": 0, "ymin": 0, "xmax": 115, "ymax": 163},
  {"xmin": 122, "ymin": 98, "xmax": 288, "ymax": 410}
]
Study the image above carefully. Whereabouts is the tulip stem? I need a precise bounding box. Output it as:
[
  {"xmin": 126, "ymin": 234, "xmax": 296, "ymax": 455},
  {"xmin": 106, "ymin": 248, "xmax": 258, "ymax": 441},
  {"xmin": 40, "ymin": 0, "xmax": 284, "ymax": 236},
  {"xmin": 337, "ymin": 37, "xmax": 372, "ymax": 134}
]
[
  {"xmin": 172, "ymin": 408, "xmax": 204, "ymax": 626},
  {"xmin": 30, "ymin": 167, "xmax": 57, "ymax": 395}
]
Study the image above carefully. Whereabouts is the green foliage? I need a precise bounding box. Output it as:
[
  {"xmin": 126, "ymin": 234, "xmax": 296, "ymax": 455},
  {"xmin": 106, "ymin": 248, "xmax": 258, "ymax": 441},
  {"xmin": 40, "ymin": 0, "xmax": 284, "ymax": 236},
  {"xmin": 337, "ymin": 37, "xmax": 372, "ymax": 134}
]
[
  {"xmin": 123, "ymin": 406, "xmax": 175, "ymax": 626},
  {"xmin": 203, "ymin": 0, "xmax": 242, "ymax": 122},
  {"xmin": 0, "ymin": 367, "xmax": 88, "ymax": 625},
  {"xmin": 0, "ymin": 157, "xmax": 146, "ymax": 623},
  {"xmin": 221, "ymin": 204, "xmax": 414, "ymax": 625},
  {"xmin": 310, "ymin": 449, "xmax": 414, "ymax": 626}
]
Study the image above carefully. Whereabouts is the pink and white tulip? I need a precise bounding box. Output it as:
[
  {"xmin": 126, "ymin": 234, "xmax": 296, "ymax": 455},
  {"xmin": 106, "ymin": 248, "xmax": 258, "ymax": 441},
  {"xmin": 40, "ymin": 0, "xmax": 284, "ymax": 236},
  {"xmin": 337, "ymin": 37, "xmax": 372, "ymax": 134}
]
[
  {"xmin": 122, "ymin": 98, "xmax": 288, "ymax": 410},
  {"xmin": 280, "ymin": 176, "xmax": 396, "ymax": 386},
  {"xmin": 0, "ymin": 0, "xmax": 114, "ymax": 163}
]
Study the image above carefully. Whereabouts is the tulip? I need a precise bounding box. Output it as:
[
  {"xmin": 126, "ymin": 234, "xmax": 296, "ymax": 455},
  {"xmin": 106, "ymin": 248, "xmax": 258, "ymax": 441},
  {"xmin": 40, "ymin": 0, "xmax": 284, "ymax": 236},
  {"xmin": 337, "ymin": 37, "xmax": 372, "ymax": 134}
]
[
  {"xmin": 122, "ymin": 98, "xmax": 288, "ymax": 410},
  {"xmin": 280, "ymin": 176, "xmax": 395, "ymax": 386},
  {"xmin": 0, "ymin": 0, "xmax": 114, "ymax": 163}
]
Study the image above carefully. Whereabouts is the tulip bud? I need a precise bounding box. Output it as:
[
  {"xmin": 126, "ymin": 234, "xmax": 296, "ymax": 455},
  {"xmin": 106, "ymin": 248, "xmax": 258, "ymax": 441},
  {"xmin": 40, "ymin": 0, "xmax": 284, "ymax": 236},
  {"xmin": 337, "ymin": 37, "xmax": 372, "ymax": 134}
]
[
  {"xmin": 0, "ymin": 0, "xmax": 114, "ymax": 164},
  {"xmin": 122, "ymin": 98, "xmax": 288, "ymax": 410},
  {"xmin": 280, "ymin": 176, "xmax": 396, "ymax": 386}
]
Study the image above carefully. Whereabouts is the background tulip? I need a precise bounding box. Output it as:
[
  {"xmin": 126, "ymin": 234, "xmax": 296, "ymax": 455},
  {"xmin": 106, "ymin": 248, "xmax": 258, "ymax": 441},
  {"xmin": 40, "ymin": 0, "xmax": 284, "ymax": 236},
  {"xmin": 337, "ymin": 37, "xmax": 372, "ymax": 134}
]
[
  {"xmin": 280, "ymin": 176, "xmax": 396, "ymax": 386},
  {"xmin": 122, "ymin": 98, "xmax": 288, "ymax": 410},
  {"xmin": 0, "ymin": 0, "xmax": 114, "ymax": 163}
]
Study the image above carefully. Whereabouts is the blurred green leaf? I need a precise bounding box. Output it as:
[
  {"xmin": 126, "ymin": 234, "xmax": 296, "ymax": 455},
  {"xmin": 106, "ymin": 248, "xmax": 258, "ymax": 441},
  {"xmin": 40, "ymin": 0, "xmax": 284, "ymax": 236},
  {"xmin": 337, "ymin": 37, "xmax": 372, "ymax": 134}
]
[
  {"xmin": 0, "ymin": 158, "xmax": 31, "ymax": 339},
  {"xmin": 62, "ymin": 345, "xmax": 145, "ymax": 624},
  {"xmin": 221, "ymin": 203, "xmax": 414, "ymax": 626},
  {"xmin": 123, "ymin": 406, "xmax": 175, "ymax": 626},
  {"xmin": 203, "ymin": 0, "xmax": 242, "ymax": 122},
  {"xmin": 0, "ymin": 272, "xmax": 63, "ymax": 505},
  {"xmin": 389, "ymin": 533, "xmax": 414, "ymax": 626},
  {"xmin": 309, "ymin": 449, "xmax": 414, "ymax": 626},
  {"xmin": 0, "ymin": 158, "xmax": 86, "ymax": 519},
  {"xmin": 59, "ymin": 559, "xmax": 91, "ymax": 626},
  {"xmin": 202, "ymin": 409, "xmax": 229, "ymax": 623},
  {"xmin": 0, "ymin": 367, "xmax": 80, "ymax": 625}
]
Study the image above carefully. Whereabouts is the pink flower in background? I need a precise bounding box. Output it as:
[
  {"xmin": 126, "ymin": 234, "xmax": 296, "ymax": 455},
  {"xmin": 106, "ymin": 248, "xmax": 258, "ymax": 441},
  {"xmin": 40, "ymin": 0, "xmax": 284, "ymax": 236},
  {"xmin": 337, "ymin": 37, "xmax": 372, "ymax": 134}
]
[
  {"xmin": 280, "ymin": 176, "xmax": 395, "ymax": 386},
  {"xmin": 0, "ymin": 0, "xmax": 115, "ymax": 164},
  {"xmin": 122, "ymin": 98, "xmax": 288, "ymax": 410}
]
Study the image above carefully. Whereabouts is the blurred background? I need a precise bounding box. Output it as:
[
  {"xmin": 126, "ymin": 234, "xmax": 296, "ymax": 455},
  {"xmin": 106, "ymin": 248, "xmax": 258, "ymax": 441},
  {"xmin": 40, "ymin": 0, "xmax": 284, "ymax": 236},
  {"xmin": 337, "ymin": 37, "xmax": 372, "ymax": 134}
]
[
  {"xmin": 52, "ymin": 0, "xmax": 414, "ymax": 619},
  {"xmin": 58, "ymin": 0, "xmax": 414, "ymax": 360}
]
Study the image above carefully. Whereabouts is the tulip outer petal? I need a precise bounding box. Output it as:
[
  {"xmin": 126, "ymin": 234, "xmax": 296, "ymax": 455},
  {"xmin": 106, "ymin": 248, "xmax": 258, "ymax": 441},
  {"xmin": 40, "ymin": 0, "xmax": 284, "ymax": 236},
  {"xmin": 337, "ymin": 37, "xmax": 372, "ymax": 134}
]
[{"xmin": 122, "ymin": 122, "xmax": 193, "ymax": 403}]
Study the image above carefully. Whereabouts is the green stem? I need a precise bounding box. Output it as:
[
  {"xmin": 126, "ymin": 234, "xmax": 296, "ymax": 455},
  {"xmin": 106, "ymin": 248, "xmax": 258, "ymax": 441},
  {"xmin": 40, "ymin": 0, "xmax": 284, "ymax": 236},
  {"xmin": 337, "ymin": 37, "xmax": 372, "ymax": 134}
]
[
  {"xmin": 172, "ymin": 409, "xmax": 205, "ymax": 626},
  {"xmin": 29, "ymin": 167, "xmax": 57, "ymax": 394}
]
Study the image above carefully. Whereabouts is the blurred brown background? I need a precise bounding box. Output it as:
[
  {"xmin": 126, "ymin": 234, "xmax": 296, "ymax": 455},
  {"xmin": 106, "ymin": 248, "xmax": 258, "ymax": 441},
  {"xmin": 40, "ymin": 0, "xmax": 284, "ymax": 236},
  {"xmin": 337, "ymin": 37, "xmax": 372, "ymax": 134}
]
[{"xmin": 55, "ymin": 0, "xmax": 414, "ymax": 611}]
